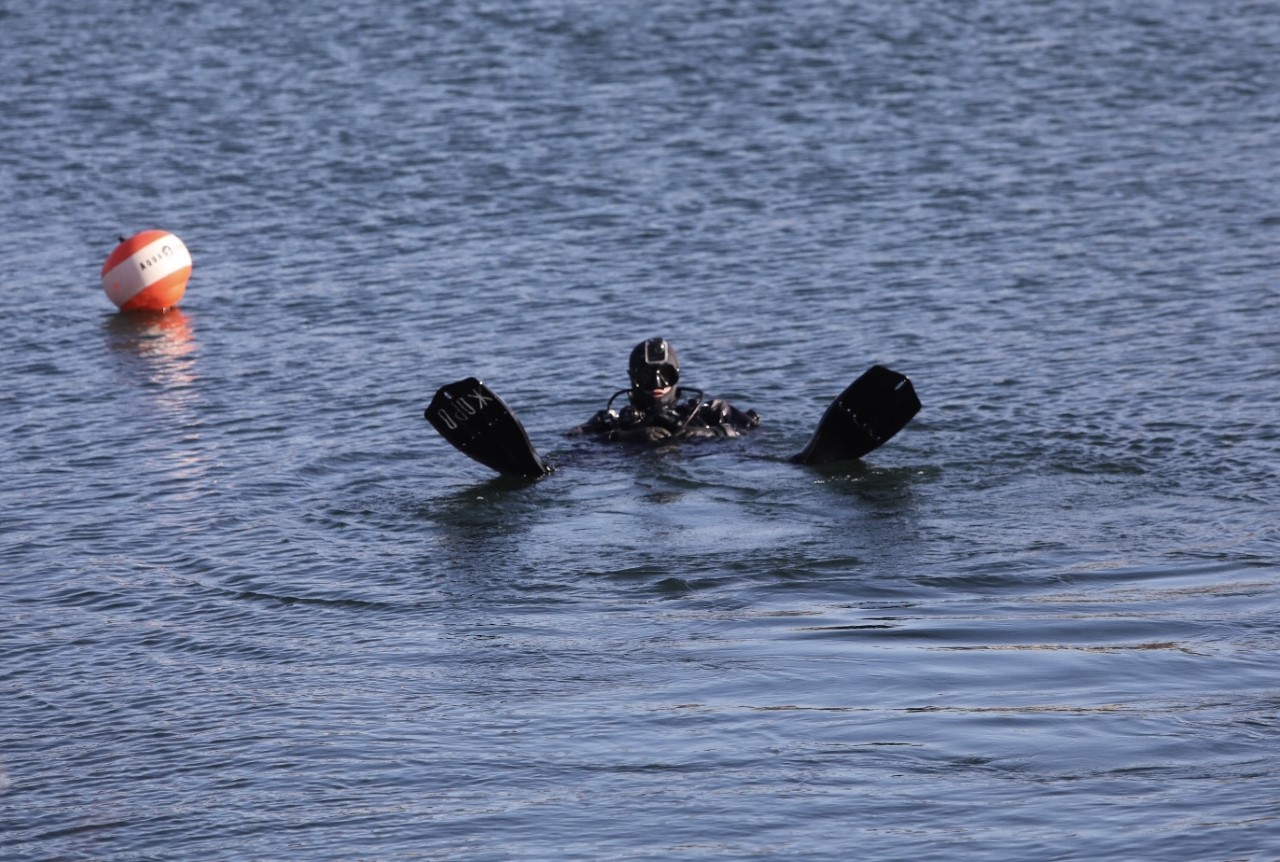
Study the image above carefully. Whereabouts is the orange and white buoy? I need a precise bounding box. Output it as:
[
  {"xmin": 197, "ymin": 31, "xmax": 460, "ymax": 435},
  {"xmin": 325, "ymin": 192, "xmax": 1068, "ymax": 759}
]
[{"xmin": 101, "ymin": 230, "xmax": 192, "ymax": 312}]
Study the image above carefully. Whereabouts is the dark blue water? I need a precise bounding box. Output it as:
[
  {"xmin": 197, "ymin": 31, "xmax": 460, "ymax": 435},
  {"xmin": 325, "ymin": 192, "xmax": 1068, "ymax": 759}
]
[{"xmin": 3, "ymin": 1, "xmax": 1279, "ymax": 859}]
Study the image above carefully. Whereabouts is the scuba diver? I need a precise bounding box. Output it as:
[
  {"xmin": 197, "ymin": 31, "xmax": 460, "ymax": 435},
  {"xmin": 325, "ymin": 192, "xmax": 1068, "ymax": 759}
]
[
  {"xmin": 425, "ymin": 338, "xmax": 919, "ymax": 479},
  {"xmin": 568, "ymin": 337, "xmax": 761, "ymax": 444}
]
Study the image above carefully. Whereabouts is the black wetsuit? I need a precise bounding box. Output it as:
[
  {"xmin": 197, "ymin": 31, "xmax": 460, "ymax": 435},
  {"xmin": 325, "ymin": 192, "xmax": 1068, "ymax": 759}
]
[{"xmin": 569, "ymin": 388, "xmax": 761, "ymax": 444}]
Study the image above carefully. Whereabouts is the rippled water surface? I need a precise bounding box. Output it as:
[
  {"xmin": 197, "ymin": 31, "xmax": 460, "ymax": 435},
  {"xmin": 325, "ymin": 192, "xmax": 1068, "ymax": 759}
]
[{"xmin": 3, "ymin": 1, "xmax": 1279, "ymax": 859}]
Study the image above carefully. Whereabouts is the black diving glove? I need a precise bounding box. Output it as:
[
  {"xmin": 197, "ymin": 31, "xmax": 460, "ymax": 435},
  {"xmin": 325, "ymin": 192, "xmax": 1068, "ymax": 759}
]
[{"xmin": 609, "ymin": 425, "xmax": 672, "ymax": 444}]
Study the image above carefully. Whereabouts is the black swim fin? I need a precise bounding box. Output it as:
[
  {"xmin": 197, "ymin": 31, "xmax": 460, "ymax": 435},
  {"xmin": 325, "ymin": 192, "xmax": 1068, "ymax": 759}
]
[
  {"xmin": 792, "ymin": 365, "xmax": 920, "ymax": 464},
  {"xmin": 425, "ymin": 378, "xmax": 553, "ymax": 479}
]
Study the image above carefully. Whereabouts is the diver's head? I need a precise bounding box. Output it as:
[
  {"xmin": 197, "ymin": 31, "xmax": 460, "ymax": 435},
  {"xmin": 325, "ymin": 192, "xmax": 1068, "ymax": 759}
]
[{"xmin": 628, "ymin": 337, "xmax": 680, "ymax": 409}]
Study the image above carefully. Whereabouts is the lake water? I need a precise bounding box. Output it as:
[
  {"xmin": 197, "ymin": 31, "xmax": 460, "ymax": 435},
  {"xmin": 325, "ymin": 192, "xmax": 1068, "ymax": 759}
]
[{"xmin": 2, "ymin": 1, "xmax": 1279, "ymax": 859}]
